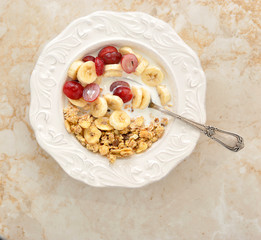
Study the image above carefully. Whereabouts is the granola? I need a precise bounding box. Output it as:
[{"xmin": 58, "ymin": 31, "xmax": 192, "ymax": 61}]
[{"xmin": 63, "ymin": 104, "xmax": 168, "ymax": 163}]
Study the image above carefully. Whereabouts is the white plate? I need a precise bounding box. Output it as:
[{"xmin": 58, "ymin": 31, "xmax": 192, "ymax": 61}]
[{"xmin": 29, "ymin": 11, "xmax": 206, "ymax": 188}]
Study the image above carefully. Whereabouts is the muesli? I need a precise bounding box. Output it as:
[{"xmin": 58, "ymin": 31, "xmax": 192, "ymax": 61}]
[{"xmin": 62, "ymin": 46, "xmax": 171, "ymax": 163}]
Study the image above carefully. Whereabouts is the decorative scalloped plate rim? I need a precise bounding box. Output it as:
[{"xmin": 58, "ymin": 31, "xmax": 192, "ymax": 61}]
[{"xmin": 29, "ymin": 11, "xmax": 206, "ymax": 188}]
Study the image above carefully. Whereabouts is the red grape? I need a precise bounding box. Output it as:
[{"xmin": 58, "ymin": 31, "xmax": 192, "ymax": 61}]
[
  {"xmin": 121, "ymin": 54, "xmax": 138, "ymax": 73},
  {"xmin": 98, "ymin": 46, "xmax": 118, "ymax": 59},
  {"xmin": 98, "ymin": 46, "xmax": 122, "ymax": 64},
  {"xmin": 101, "ymin": 51, "xmax": 122, "ymax": 64},
  {"xmin": 113, "ymin": 86, "xmax": 133, "ymax": 103},
  {"xmin": 82, "ymin": 83, "xmax": 100, "ymax": 102},
  {"xmin": 82, "ymin": 55, "xmax": 95, "ymax": 62},
  {"xmin": 95, "ymin": 57, "xmax": 104, "ymax": 76},
  {"xmin": 110, "ymin": 81, "xmax": 130, "ymax": 92},
  {"xmin": 63, "ymin": 81, "xmax": 83, "ymax": 100}
]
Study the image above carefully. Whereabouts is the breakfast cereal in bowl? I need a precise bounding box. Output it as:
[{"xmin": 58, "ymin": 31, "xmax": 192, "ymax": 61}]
[
  {"xmin": 62, "ymin": 45, "xmax": 172, "ymax": 163},
  {"xmin": 30, "ymin": 11, "xmax": 206, "ymax": 187}
]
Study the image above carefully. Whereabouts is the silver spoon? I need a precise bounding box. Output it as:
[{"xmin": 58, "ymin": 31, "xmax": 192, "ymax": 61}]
[
  {"xmin": 111, "ymin": 77, "xmax": 244, "ymax": 152},
  {"xmin": 149, "ymin": 101, "xmax": 244, "ymax": 152}
]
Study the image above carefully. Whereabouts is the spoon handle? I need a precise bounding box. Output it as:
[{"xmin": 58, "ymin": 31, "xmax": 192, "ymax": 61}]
[{"xmin": 149, "ymin": 102, "xmax": 244, "ymax": 152}]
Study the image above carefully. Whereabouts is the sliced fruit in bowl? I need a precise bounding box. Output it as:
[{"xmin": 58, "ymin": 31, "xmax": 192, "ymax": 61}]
[
  {"xmin": 112, "ymin": 86, "xmax": 133, "ymax": 103},
  {"xmin": 84, "ymin": 126, "xmax": 102, "ymax": 145},
  {"xmin": 109, "ymin": 80, "xmax": 130, "ymax": 92},
  {"xmin": 94, "ymin": 57, "xmax": 105, "ymax": 76},
  {"xmin": 67, "ymin": 60, "xmax": 83, "ymax": 80},
  {"xmin": 104, "ymin": 94, "xmax": 123, "ymax": 110},
  {"xmin": 94, "ymin": 117, "xmax": 114, "ymax": 131},
  {"xmin": 77, "ymin": 61, "xmax": 97, "ymax": 85},
  {"xmin": 121, "ymin": 54, "xmax": 138, "ymax": 73},
  {"xmin": 109, "ymin": 110, "xmax": 131, "ymax": 130},
  {"xmin": 82, "ymin": 83, "xmax": 100, "ymax": 102},
  {"xmin": 141, "ymin": 66, "xmax": 164, "ymax": 86},
  {"xmin": 62, "ymin": 44, "xmax": 171, "ymax": 163},
  {"xmin": 90, "ymin": 97, "xmax": 108, "ymax": 118},
  {"xmin": 82, "ymin": 55, "xmax": 95, "ymax": 62},
  {"xmin": 63, "ymin": 80, "xmax": 83, "ymax": 100},
  {"xmin": 98, "ymin": 46, "xmax": 122, "ymax": 64},
  {"xmin": 131, "ymin": 86, "xmax": 142, "ymax": 109},
  {"xmin": 68, "ymin": 97, "xmax": 88, "ymax": 108}
]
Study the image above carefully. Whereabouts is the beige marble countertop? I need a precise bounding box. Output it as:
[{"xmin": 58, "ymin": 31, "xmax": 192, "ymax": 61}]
[{"xmin": 0, "ymin": 0, "xmax": 261, "ymax": 239}]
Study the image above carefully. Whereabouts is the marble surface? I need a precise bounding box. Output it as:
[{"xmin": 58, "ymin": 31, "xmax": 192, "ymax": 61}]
[{"xmin": 0, "ymin": 0, "xmax": 260, "ymax": 239}]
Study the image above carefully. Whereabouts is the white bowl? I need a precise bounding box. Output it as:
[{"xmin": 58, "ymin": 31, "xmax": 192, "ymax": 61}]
[{"xmin": 29, "ymin": 11, "xmax": 206, "ymax": 188}]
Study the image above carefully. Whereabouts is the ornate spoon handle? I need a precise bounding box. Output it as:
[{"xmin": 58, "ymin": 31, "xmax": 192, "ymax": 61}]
[{"xmin": 149, "ymin": 102, "xmax": 244, "ymax": 152}]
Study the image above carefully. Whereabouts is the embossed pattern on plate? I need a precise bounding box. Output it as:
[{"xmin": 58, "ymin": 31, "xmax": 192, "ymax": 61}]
[{"xmin": 29, "ymin": 11, "xmax": 206, "ymax": 188}]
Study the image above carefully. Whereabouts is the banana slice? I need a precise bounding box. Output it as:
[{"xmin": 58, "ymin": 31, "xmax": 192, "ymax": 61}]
[
  {"xmin": 103, "ymin": 70, "xmax": 122, "ymax": 77},
  {"xmin": 141, "ymin": 66, "xmax": 164, "ymax": 86},
  {"xmin": 139, "ymin": 88, "xmax": 151, "ymax": 109},
  {"xmin": 90, "ymin": 97, "xmax": 108, "ymax": 118},
  {"xmin": 135, "ymin": 53, "xmax": 142, "ymax": 62},
  {"xmin": 105, "ymin": 64, "xmax": 122, "ymax": 72},
  {"xmin": 84, "ymin": 126, "xmax": 101, "ymax": 144},
  {"xmin": 131, "ymin": 86, "xmax": 142, "ymax": 109},
  {"xmin": 135, "ymin": 58, "xmax": 149, "ymax": 75},
  {"xmin": 104, "ymin": 94, "xmax": 123, "ymax": 110},
  {"xmin": 109, "ymin": 110, "xmax": 131, "ymax": 130},
  {"xmin": 119, "ymin": 47, "xmax": 134, "ymax": 55},
  {"xmin": 77, "ymin": 61, "xmax": 97, "ymax": 85},
  {"xmin": 156, "ymin": 85, "xmax": 171, "ymax": 106},
  {"xmin": 94, "ymin": 117, "xmax": 114, "ymax": 131},
  {"xmin": 119, "ymin": 47, "xmax": 142, "ymax": 62},
  {"xmin": 68, "ymin": 97, "xmax": 87, "ymax": 108},
  {"xmin": 67, "ymin": 60, "xmax": 83, "ymax": 80}
]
